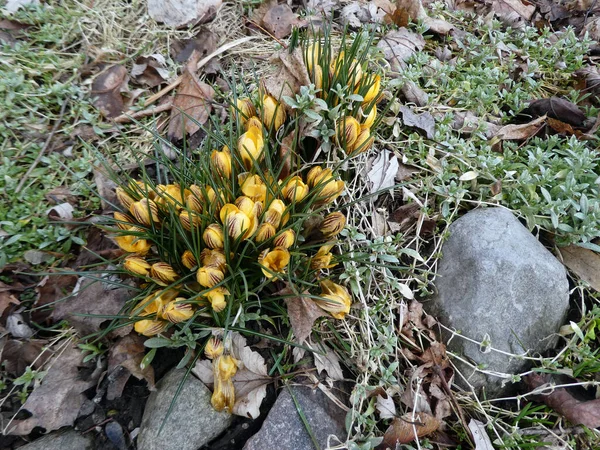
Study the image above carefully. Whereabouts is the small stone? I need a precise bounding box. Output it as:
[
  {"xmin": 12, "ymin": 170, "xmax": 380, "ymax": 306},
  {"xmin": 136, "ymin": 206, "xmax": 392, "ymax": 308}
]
[
  {"xmin": 17, "ymin": 429, "xmax": 94, "ymax": 450},
  {"xmin": 243, "ymin": 385, "xmax": 346, "ymax": 450},
  {"xmin": 137, "ymin": 369, "xmax": 232, "ymax": 450},
  {"xmin": 428, "ymin": 207, "xmax": 569, "ymax": 397}
]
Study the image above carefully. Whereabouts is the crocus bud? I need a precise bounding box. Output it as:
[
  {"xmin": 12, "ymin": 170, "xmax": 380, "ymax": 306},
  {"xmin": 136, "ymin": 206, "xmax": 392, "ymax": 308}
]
[
  {"xmin": 114, "ymin": 211, "xmax": 133, "ymax": 230},
  {"xmin": 115, "ymin": 235, "xmax": 151, "ymax": 255},
  {"xmin": 197, "ymin": 266, "xmax": 224, "ymax": 288},
  {"xmin": 258, "ymin": 247, "xmax": 290, "ymax": 280},
  {"xmin": 335, "ymin": 116, "xmax": 360, "ymax": 148},
  {"xmin": 313, "ymin": 64, "xmax": 323, "ymax": 90},
  {"xmin": 181, "ymin": 250, "xmax": 198, "ymax": 270},
  {"xmin": 244, "ymin": 116, "xmax": 263, "ymax": 131},
  {"xmin": 273, "ymin": 229, "xmax": 295, "ymax": 249},
  {"xmin": 232, "ymin": 97, "xmax": 256, "ymax": 123},
  {"xmin": 261, "ymin": 95, "xmax": 286, "ymax": 131},
  {"xmin": 320, "ymin": 212, "xmax": 346, "ymax": 237},
  {"xmin": 200, "ymin": 249, "xmax": 227, "ymax": 271},
  {"xmin": 163, "ymin": 300, "xmax": 194, "ymax": 323},
  {"xmin": 203, "ymin": 224, "xmax": 225, "ymax": 249},
  {"xmin": 238, "ymin": 126, "xmax": 265, "ymax": 169},
  {"xmin": 305, "ymin": 42, "xmax": 322, "ymax": 73},
  {"xmin": 205, "ymin": 337, "xmax": 224, "ymax": 359},
  {"xmin": 186, "ymin": 185, "xmax": 205, "ymax": 213},
  {"xmin": 240, "ymin": 174, "xmax": 267, "ymax": 203},
  {"xmin": 151, "ymin": 262, "xmax": 179, "ymax": 286},
  {"xmin": 124, "ymin": 256, "xmax": 151, "ymax": 277},
  {"xmin": 205, "ymin": 286, "xmax": 230, "ymax": 312},
  {"xmin": 155, "ymin": 184, "xmax": 188, "ymax": 209},
  {"xmin": 361, "ymin": 106, "xmax": 376, "ymax": 129},
  {"xmin": 349, "ymin": 128, "xmax": 374, "ymax": 155},
  {"xmin": 316, "ymin": 279, "xmax": 352, "ymax": 319},
  {"xmin": 134, "ymin": 319, "xmax": 167, "ymax": 336},
  {"xmin": 116, "ymin": 187, "xmax": 135, "ymax": 210},
  {"xmin": 130, "ymin": 198, "xmax": 160, "ymax": 226},
  {"xmin": 211, "ymin": 148, "xmax": 232, "ymax": 179},
  {"xmin": 281, "ymin": 176, "xmax": 309, "ymax": 203},
  {"xmin": 310, "ymin": 244, "xmax": 337, "ymax": 270},
  {"xmin": 255, "ymin": 223, "xmax": 276, "ymax": 243},
  {"xmin": 179, "ymin": 211, "xmax": 201, "ymax": 231},
  {"xmin": 361, "ymin": 74, "xmax": 381, "ymax": 104}
]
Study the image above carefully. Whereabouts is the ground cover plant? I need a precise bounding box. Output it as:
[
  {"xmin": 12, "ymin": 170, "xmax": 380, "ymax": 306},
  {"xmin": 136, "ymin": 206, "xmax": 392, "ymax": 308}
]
[{"xmin": 1, "ymin": 0, "xmax": 600, "ymax": 449}]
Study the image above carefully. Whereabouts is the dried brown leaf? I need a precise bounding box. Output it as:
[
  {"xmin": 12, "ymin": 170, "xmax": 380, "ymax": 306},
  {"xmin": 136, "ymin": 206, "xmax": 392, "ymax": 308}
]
[
  {"xmin": 168, "ymin": 51, "xmax": 215, "ymax": 141},
  {"xmin": 313, "ymin": 343, "xmax": 344, "ymax": 381},
  {"xmin": 559, "ymin": 245, "xmax": 600, "ymax": 292},
  {"xmin": 107, "ymin": 333, "xmax": 155, "ymax": 399},
  {"xmin": 148, "ymin": 0, "xmax": 222, "ymax": 28},
  {"xmin": 263, "ymin": 48, "xmax": 310, "ymax": 105},
  {"xmin": 377, "ymin": 28, "xmax": 425, "ymax": 73},
  {"xmin": 521, "ymin": 97, "xmax": 586, "ymax": 127},
  {"xmin": 387, "ymin": 0, "xmax": 423, "ymax": 27},
  {"xmin": 382, "ymin": 412, "xmax": 441, "ymax": 447},
  {"xmin": 92, "ymin": 65, "xmax": 128, "ymax": 119},
  {"xmin": 282, "ymin": 287, "xmax": 325, "ymax": 344},
  {"xmin": 491, "ymin": 0, "xmax": 536, "ymax": 28},
  {"xmin": 1, "ymin": 339, "xmax": 51, "ymax": 377},
  {"xmin": 261, "ymin": 3, "xmax": 304, "ymax": 39},
  {"xmin": 7, "ymin": 344, "xmax": 101, "ymax": 435},
  {"xmin": 399, "ymin": 105, "xmax": 435, "ymax": 139},
  {"xmin": 525, "ymin": 373, "xmax": 600, "ymax": 427},
  {"xmin": 131, "ymin": 54, "xmax": 169, "ymax": 88},
  {"xmin": 494, "ymin": 115, "xmax": 546, "ymax": 141}
]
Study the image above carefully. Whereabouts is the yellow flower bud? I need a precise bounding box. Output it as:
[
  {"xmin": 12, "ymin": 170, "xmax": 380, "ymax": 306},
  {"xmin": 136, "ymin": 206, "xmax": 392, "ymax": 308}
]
[
  {"xmin": 186, "ymin": 185, "xmax": 205, "ymax": 213},
  {"xmin": 155, "ymin": 184, "xmax": 188, "ymax": 209},
  {"xmin": 244, "ymin": 115, "xmax": 263, "ymax": 131},
  {"xmin": 205, "ymin": 337, "xmax": 224, "ymax": 359},
  {"xmin": 235, "ymin": 195, "xmax": 260, "ymax": 217},
  {"xmin": 150, "ymin": 262, "xmax": 179, "ymax": 286},
  {"xmin": 281, "ymin": 176, "xmax": 309, "ymax": 203},
  {"xmin": 179, "ymin": 211, "xmax": 201, "ymax": 231},
  {"xmin": 200, "ymin": 249, "xmax": 227, "ymax": 271},
  {"xmin": 115, "ymin": 235, "xmax": 151, "ymax": 255},
  {"xmin": 181, "ymin": 250, "xmax": 198, "ymax": 270},
  {"xmin": 306, "ymin": 167, "xmax": 344, "ymax": 204},
  {"xmin": 134, "ymin": 319, "xmax": 167, "ymax": 336},
  {"xmin": 163, "ymin": 299, "xmax": 194, "ymax": 323},
  {"xmin": 205, "ymin": 286, "xmax": 230, "ymax": 312},
  {"xmin": 349, "ymin": 128, "xmax": 374, "ymax": 155},
  {"xmin": 203, "ymin": 223, "xmax": 225, "ymax": 249},
  {"xmin": 217, "ymin": 354, "xmax": 238, "ymax": 380},
  {"xmin": 211, "ymin": 148, "xmax": 232, "ymax": 179},
  {"xmin": 305, "ymin": 41, "xmax": 322, "ymax": 73},
  {"xmin": 313, "ymin": 64, "xmax": 323, "ymax": 90},
  {"xmin": 227, "ymin": 210, "xmax": 252, "ymax": 240},
  {"xmin": 130, "ymin": 198, "xmax": 160, "ymax": 226},
  {"xmin": 273, "ymin": 229, "xmax": 295, "ymax": 249},
  {"xmin": 240, "ymin": 174, "xmax": 267, "ymax": 203},
  {"xmin": 316, "ymin": 280, "xmax": 352, "ymax": 319},
  {"xmin": 306, "ymin": 166, "xmax": 327, "ymax": 188},
  {"xmin": 238, "ymin": 125, "xmax": 265, "ymax": 170},
  {"xmin": 361, "ymin": 106, "xmax": 376, "ymax": 129},
  {"xmin": 114, "ymin": 211, "xmax": 133, "ymax": 230},
  {"xmin": 232, "ymin": 97, "xmax": 256, "ymax": 123},
  {"xmin": 310, "ymin": 244, "xmax": 337, "ymax": 270},
  {"xmin": 255, "ymin": 222, "xmax": 276, "ymax": 243},
  {"xmin": 197, "ymin": 265, "xmax": 224, "ymax": 288},
  {"xmin": 361, "ymin": 74, "xmax": 381, "ymax": 104},
  {"xmin": 259, "ymin": 247, "xmax": 290, "ymax": 280},
  {"xmin": 211, "ymin": 374, "xmax": 235, "ymax": 412},
  {"xmin": 335, "ymin": 116, "xmax": 360, "ymax": 148},
  {"xmin": 264, "ymin": 199, "xmax": 289, "ymax": 227},
  {"xmin": 261, "ymin": 94, "xmax": 286, "ymax": 131},
  {"xmin": 116, "ymin": 187, "xmax": 135, "ymax": 210},
  {"xmin": 124, "ymin": 256, "xmax": 151, "ymax": 277},
  {"xmin": 320, "ymin": 212, "xmax": 346, "ymax": 237}
]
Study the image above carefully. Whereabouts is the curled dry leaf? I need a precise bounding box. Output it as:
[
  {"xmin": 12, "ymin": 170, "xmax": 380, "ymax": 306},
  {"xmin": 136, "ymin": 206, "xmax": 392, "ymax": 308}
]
[
  {"xmin": 313, "ymin": 343, "xmax": 344, "ymax": 381},
  {"xmin": 367, "ymin": 152, "xmax": 400, "ymax": 200},
  {"xmin": 493, "ymin": 115, "xmax": 546, "ymax": 141},
  {"xmin": 281, "ymin": 285, "xmax": 325, "ymax": 344},
  {"xmin": 131, "ymin": 54, "xmax": 169, "ymax": 88},
  {"xmin": 168, "ymin": 51, "xmax": 216, "ymax": 141},
  {"xmin": 525, "ymin": 373, "xmax": 600, "ymax": 428},
  {"xmin": 382, "ymin": 412, "xmax": 441, "ymax": 447},
  {"xmin": 399, "ymin": 105, "xmax": 435, "ymax": 139},
  {"xmin": 520, "ymin": 97, "xmax": 586, "ymax": 127},
  {"xmin": 468, "ymin": 419, "xmax": 494, "ymax": 450},
  {"xmin": 260, "ymin": 2, "xmax": 305, "ymax": 39},
  {"xmin": 6, "ymin": 344, "xmax": 101, "ymax": 435},
  {"xmin": 92, "ymin": 65, "xmax": 128, "ymax": 119},
  {"xmin": 574, "ymin": 66, "xmax": 600, "ymax": 98},
  {"xmin": 559, "ymin": 245, "xmax": 600, "ymax": 292},
  {"xmin": 378, "ymin": 28, "xmax": 425, "ymax": 72},
  {"xmin": 107, "ymin": 333, "xmax": 155, "ymax": 400},
  {"xmin": 1, "ymin": 339, "xmax": 51, "ymax": 377},
  {"xmin": 377, "ymin": 391, "xmax": 398, "ymax": 419},
  {"xmin": 491, "ymin": 0, "xmax": 536, "ymax": 29},
  {"xmin": 262, "ymin": 48, "xmax": 311, "ymax": 106},
  {"xmin": 193, "ymin": 332, "xmax": 272, "ymax": 419},
  {"xmin": 148, "ymin": 0, "xmax": 222, "ymax": 28}
]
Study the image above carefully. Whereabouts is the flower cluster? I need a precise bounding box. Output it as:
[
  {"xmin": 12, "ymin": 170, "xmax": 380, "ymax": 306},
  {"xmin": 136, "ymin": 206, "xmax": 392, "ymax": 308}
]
[{"xmin": 304, "ymin": 40, "xmax": 381, "ymax": 156}]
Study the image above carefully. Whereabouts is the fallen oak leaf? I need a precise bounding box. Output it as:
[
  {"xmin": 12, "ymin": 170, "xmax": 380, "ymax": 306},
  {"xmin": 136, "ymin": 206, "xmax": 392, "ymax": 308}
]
[
  {"xmin": 525, "ymin": 373, "xmax": 600, "ymax": 428},
  {"xmin": 559, "ymin": 245, "xmax": 600, "ymax": 292},
  {"xmin": 312, "ymin": 342, "xmax": 344, "ymax": 381},
  {"xmin": 92, "ymin": 65, "xmax": 129, "ymax": 119},
  {"xmin": 167, "ymin": 50, "xmax": 215, "ymax": 141},
  {"xmin": 280, "ymin": 286, "xmax": 325, "ymax": 344},
  {"xmin": 377, "ymin": 28, "xmax": 425, "ymax": 73},
  {"xmin": 399, "ymin": 105, "xmax": 435, "ymax": 139},
  {"xmin": 382, "ymin": 412, "xmax": 441, "ymax": 447},
  {"xmin": 262, "ymin": 47, "xmax": 311, "ymax": 107}
]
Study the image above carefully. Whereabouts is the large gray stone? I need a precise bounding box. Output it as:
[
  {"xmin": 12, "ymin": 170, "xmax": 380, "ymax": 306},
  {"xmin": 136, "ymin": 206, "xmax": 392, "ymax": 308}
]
[
  {"xmin": 137, "ymin": 369, "xmax": 232, "ymax": 450},
  {"xmin": 18, "ymin": 429, "xmax": 94, "ymax": 450},
  {"xmin": 244, "ymin": 385, "xmax": 346, "ymax": 450},
  {"xmin": 429, "ymin": 207, "xmax": 569, "ymax": 397}
]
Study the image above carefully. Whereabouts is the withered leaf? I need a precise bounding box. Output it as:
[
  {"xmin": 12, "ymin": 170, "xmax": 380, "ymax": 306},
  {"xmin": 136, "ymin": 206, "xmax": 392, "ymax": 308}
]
[
  {"xmin": 399, "ymin": 105, "xmax": 435, "ymax": 139},
  {"xmin": 148, "ymin": 0, "xmax": 222, "ymax": 28},
  {"xmin": 168, "ymin": 52, "xmax": 215, "ymax": 141},
  {"xmin": 281, "ymin": 287, "xmax": 325, "ymax": 344},
  {"xmin": 559, "ymin": 245, "xmax": 600, "ymax": 292},
  {"xmin": 378, "ymin": 28, "xmax": 425, "ymax": 73},
  {"xmin": 1, "ymin": 339, "xmax": 51, "ymax": 377},
  {"xmin": 92, "ymin": 65, "xmax": 128, "ymax": 119},
  {"xmin": 7, "ymin": 344, "xmax": 101, "ymax": 435},
  {"xmin": 547, "ymin": 117, "xmax": 576, "ymax": 136},
  {"xmin": 386, "ymin": 0, "xmax": 423, "ymax": 27},
  {"xmin": 521, "ymin": 97, "xmax": 586, "ymax": 127},
  {"xmin": 382, "ymin": 412, "xmax": 441, "ymax": 447},
  {"xmin": 131, "ymin": 54, "xmax": 169, "ymax": 88},
  {"xmin": 491, "ymin": 0, "xmax": 536, "ymax": 28},
  {"xmin": 261, "ymin": 3, "xmax": 304, "ymax": 39},
  {"xmin": 262, "ymin": 48, "xmax": 311, "ymax": 105},
  {"xmin": 173, "ymin": 29, "xmax": 219, "ymax": 74},
  {"xmin": 107, "ymin": 333, "xmax": 155, "ymax": 399},
  {"xmin": 525, "ymin": 373, "xmax": 600, "ymax": 428},
  {"xmin": 313, "ymin": 343, "xmax": 344, "ymax": 381},
  {"xmin": 494, "ymin": 115, "xmax": 546, "ymax": 141}
]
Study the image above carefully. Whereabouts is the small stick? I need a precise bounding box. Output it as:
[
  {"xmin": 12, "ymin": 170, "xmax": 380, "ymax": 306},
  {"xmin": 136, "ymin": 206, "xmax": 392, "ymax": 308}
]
[
  {"xmin": 113, "ymin": 100, "xmax": 173, "ymax": 124},
  {"xmin": 143, "ymin": 36, "xmax": 256, "ymax": 107},
  {"xmin": 16, "ymin": 99, "xmax": 69, "ymax": 195}
]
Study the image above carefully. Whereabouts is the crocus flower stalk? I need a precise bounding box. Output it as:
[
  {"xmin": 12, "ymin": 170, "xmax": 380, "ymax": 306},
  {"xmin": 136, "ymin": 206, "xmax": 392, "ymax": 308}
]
[{"xmin": 316, "ymin": 280, "xmax": 352, "ymax": 319}]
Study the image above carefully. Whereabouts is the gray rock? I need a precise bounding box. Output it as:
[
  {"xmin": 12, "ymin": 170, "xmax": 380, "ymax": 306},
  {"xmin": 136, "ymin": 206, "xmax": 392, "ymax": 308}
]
[
  {"xmin": 137, "ymin": 369, "xmax": 232, "ymax": 450},
  {"xmin": 244, "ymin": 385, "xmax": 346, "ymax": 450},
  {"xmin": 18, "ymin": 429, "xmax": 94, "ymax": 450},
  {"xmin": 429, "ymin": 207, "xmax": 569, "ymax": 397}
]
